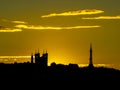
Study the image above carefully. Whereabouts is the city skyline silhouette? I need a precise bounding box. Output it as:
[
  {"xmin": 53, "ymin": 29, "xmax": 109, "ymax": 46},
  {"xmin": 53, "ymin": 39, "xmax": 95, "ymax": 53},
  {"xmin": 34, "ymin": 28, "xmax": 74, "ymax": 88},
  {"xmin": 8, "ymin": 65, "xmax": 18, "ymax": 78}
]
[
  {"xmin": 0, "ymin": 43, "xmax": 120, "ymax": 70},
  {"xmin": 0, "ymin": 0, "xmax": 120, "ymax": 88},
  {"xmin": 0, "ymin": 44, "xmax": 120, "ymax": 89}
]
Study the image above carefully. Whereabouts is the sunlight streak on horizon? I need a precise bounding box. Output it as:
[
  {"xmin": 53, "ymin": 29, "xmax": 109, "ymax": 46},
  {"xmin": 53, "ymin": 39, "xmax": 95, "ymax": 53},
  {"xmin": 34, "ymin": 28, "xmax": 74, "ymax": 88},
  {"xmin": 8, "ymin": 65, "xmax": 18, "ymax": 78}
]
[
  {"xmin": 0, "ymin": 56, "xmax": 120, "ymax": 70},
  {"xmin": 0, "ymin": 56, "xmax": 31, "ymax": 58}
]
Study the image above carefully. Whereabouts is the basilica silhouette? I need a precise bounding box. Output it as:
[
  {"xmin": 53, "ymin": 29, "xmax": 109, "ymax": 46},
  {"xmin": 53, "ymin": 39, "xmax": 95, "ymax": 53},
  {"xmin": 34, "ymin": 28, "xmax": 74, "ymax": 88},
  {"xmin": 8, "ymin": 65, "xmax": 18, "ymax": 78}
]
[
  {"xmin": 30, "ymin": 43, "xmax": 94, "ymax": 68},
  {"xmin": 30, "ymin": 50, "xmax": 48, "ymax": 69}
]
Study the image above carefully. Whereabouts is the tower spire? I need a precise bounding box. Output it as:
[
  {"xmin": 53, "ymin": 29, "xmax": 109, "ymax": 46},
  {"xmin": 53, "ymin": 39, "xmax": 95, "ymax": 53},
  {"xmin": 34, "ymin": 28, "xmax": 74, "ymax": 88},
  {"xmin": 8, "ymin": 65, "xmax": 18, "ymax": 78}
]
[{"xmin": 89, "ymin": 43, "xmax": 94, "ymax": 68}]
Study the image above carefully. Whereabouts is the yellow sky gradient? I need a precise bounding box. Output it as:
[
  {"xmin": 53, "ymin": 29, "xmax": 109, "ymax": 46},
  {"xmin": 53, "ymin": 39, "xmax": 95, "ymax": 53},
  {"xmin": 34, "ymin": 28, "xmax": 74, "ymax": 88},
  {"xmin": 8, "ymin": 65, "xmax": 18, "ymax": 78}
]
[{"xmin": 0, "ymin": 0, "xmax": 120, "ymax": 69}]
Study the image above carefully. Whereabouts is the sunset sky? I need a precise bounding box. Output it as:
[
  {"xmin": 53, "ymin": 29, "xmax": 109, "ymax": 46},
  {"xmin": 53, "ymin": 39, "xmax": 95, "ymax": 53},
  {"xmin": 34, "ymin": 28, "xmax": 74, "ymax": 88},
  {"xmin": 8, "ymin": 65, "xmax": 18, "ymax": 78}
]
[{"xmin": 0, "ymin": 0, "xmax": 120, "ymax": 69}]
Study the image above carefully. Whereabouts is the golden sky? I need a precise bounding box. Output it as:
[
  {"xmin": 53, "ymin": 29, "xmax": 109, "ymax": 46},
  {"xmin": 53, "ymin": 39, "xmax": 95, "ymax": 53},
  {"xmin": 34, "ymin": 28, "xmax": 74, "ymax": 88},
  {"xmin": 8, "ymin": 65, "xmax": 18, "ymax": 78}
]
[{"xmin": 0, "ymin": 0, "xmax": 120, "ymax": 69}]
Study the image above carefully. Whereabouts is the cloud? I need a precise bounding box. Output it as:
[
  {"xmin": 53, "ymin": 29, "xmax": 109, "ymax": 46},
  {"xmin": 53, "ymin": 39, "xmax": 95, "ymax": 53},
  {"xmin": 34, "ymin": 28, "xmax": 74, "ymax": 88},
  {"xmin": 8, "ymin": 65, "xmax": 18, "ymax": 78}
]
[
  {"xmin": 41, "ymin": 9, "xmax": 104, "ymax": 18},
  {"xmin": 0, "ymin": 19, "xmax": 27, "ymax": 24},
  {"xmin": 82, "ymin": 15, "xmax": 120, "ymax": 19},
  {"xmin": 15, "ymin": 24, "xmax": 101, "ymax": 30},
  {"xmin": 0, "ymin": 26, "xmax": 22, "ymax": 32},
  {"xmin": 0, "ymin": 29, "xmax": 22, "ymax": 32},
  {"xmin": 12, "ymin": 21, "xmax": 27, "ymax": 24}
]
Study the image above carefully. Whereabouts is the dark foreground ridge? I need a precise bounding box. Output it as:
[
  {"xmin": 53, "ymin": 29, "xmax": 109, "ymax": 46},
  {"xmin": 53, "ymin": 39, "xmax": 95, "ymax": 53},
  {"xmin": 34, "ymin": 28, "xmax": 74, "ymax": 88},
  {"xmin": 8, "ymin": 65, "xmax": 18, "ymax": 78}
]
[{"xmin": 0, "ymin": 63, "xmax": 120, "ymax": 88}]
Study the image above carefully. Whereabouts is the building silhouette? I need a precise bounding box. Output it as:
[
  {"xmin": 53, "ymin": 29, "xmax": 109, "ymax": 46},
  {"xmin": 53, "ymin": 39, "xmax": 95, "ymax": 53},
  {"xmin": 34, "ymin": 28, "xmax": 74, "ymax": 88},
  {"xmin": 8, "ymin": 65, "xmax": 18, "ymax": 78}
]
[
  {"xmin": 31, "ymin": 53, "xmax": 34, "ymax": 64},
  {"xmin": 88, "ymin": 43, "xmax": 94, "ymax": 68},
  {"xmin": 30, "ymin": 44, "xmax": 94, "ymax": 69},
  {"xmin": 31, "ymin": 50, "xmax": 48, "ymax": 69}
]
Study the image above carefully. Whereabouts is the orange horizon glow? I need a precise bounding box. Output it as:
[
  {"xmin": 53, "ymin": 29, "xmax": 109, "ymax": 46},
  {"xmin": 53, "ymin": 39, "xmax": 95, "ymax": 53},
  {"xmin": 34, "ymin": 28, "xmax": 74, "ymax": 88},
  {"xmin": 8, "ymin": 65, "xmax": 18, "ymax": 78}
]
[{"xmin": 0, "ymin": 56, "xmax": 120, "ymax": 70}]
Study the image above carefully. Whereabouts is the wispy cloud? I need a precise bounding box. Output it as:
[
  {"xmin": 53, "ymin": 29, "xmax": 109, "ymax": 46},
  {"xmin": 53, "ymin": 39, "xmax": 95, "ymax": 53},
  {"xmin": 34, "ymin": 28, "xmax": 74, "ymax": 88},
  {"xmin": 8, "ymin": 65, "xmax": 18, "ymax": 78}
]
[
  {"xmin": 82, "ymin": 15, "xmax": 120, "ymax": 19},
  {"xmin": 12, "ymin": 21, "xmax": 27, "ymax": 24},
  {"xmin": 0, "ymin": 29, "xmax": 22, "ymax": 32},
  {"xmin": 41, "ymin": 9, "xmax": 104, "ymax": 18},
  {"xmin": 15, "ymin": 24, "xmax": 101, "ymax": 30},
  {"xmin": 0, "ymin": 26, "xmax": 22, "ymax": 32},
  {"xmin": 0, "ymin": 19, "xmax": 27, "ymax": 24}
]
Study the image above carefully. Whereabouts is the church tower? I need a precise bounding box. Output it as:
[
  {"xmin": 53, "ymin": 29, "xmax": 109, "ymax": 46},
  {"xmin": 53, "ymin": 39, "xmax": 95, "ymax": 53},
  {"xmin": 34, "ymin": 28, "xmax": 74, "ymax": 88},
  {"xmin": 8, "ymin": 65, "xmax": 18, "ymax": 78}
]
[
  {"xmin": 35, "ymin": 50, "xmax": 40, "ymax": 64},
  {"xmin": 42, "ymin": 50, "xmax": 48, "ymax": 67},
  {"xmin": 89, "ymin": 43, "xmax": 94, "ymax": 68},
  {"xmin": 31, "ymin": 53, "xmax": 34, "ymax": 64}
]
